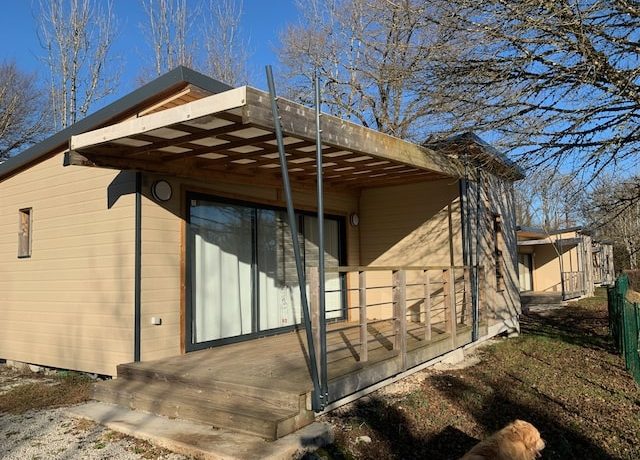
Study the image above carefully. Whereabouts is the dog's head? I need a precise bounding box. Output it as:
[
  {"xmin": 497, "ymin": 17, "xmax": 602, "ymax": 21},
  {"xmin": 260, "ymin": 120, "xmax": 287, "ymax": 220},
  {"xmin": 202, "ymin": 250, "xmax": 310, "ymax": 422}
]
[{"xmin": 509, "ymin": 420, "xmax": 545, "ymax": 457}]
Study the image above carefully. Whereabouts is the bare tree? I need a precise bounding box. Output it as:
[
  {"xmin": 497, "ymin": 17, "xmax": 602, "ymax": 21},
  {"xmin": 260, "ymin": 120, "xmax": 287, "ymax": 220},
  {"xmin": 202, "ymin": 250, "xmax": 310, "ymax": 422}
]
[
  {"xmin": 585, "ymin": 176, "xmax": 640, "ymax": 270},
  {"xmin": 139, "ymin": 0, "xmax": 197, "ymax": 80},
  {"xmin": 278, "ymin": 0, "xmax": 461, "ymax": 140},
  {"xmin": 203, "ymin": 0, "xmax": 249, "ymax": 85},
  {"xmin": 0, "ymin": 62, "xmax": 50, "ymax": 161},
  {"xmin": 515, "ymin": 169, "xmax": 584, "ymax": 229},
  {"xmin": 432, "ymin": 0, "xmax": 640, "ymax": 179},
  {"xmin": 138, "ymin": 0, "xmax": 248, "ymax": 85},
  {"xmin": 38, "ymin": 0, "xmax": 119, "ymax": 129}
]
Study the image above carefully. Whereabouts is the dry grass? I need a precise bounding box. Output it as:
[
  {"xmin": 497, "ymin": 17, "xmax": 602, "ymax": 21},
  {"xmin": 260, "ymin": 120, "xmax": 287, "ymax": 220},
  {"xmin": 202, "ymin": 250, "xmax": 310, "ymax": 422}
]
[
  {"xmin": 316, "ymin": 288, "xmax": 640, "ymax": 460},
  {"xmin": 626, "ymin": 289, "xmax": 640, "ymax": 303},
  {"xmin": 100, "ymin": 430, "xmax": 180, "ymax": 459},
  {"xmin": 0, "ymin": 372, "xmax": 92, "ymax": 414}
]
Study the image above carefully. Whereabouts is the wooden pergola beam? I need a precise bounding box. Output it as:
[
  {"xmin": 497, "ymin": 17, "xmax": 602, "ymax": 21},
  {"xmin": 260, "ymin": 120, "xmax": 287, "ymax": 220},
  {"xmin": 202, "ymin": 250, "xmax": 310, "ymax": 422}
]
[
  {"xmin": 69, "ymin": 87, "xmax": 247, "ymax": 151},
  {"xmin": 242, "ymin": 87, "xmax": 463, "ymax": 178}
]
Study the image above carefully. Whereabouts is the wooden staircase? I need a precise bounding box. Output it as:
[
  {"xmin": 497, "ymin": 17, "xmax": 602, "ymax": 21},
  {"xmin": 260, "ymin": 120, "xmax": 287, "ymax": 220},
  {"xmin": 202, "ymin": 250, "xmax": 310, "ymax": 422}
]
[
  {"xmin": 520, "ymin": 292, "xmax": 565, "ymax": 311},
  {"xmin": 93, "ymin": 362, "xmax": 315, "ymax": 441}
]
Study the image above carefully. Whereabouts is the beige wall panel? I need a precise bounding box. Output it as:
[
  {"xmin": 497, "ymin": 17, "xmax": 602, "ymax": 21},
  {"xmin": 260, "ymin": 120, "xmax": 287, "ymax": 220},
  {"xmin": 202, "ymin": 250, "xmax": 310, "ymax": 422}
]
[
  {"xmin": 357, "ymin": 180, "xmax": 463, "ymax": 319},
  {"xmin": 3, "ymin": 308, "xmax": 132, "ymax": 324},
  {"xmin": 0, "ymin": 153, "xmax": 135, "ymax": 376},
  {"xmin": 359, "ymin": 179, "xmax": 463, "ymax": 267},
  {"xmin": 531, "ymin": 245, "xmax": 562, "ymax": 292}
]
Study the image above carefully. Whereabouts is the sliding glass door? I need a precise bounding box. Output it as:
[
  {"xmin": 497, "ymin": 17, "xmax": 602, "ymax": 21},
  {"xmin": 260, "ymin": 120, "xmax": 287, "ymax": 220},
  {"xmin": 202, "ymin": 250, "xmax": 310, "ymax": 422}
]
[
  {"xmin": 190, "ymin": 201, "xmax": 254, "ymax": 343},
  {"xmin": 187, "ymin": 195, "xmax": 345, "ymax": 350}
]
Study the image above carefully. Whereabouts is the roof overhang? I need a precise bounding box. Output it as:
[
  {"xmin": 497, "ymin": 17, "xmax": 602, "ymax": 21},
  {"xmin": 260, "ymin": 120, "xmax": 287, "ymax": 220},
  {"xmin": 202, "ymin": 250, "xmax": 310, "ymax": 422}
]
[
  {"xmin": 0, "ymin": 66, "xmax": 232, "ymax": 182},
  {"xmin": 66, "ymin": 86, "xmax": 462, "ymax": 189},
  {"xmin": 427, "ymin": 132, "xmax": 525, "ymax": 181},
  {"xmin": 517, "ymin": 237, "xmax": 582, "ymax": 248}
]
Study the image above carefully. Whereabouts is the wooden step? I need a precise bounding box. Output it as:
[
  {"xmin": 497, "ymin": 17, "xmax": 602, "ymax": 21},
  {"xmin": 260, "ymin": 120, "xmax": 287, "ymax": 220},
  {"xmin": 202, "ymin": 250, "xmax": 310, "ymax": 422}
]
[
  {"xmin": 521, "ymin": 293, "xmax": 564, "ymax": 306},
  {"xmin": 93, "ymin": 379, "xmax": 314, "ymax": 440},
  {"xmin": 116, "ymin": 362, "xmax": 301, "ymax": 411}
]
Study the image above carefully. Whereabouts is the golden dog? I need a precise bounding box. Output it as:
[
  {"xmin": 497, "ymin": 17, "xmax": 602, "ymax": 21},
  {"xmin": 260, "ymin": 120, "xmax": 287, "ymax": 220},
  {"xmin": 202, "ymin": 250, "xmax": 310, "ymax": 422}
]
[{"xmin": 460, "ymin": 420, "xmax": 545, "ymax": 460}]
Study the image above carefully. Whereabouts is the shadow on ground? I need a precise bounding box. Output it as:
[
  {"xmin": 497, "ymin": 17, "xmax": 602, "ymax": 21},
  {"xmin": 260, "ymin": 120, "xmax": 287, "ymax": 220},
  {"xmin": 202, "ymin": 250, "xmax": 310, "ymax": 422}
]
[{"xmin": 317, "ymin": 295, "xmax": 640, "ymax": 460}]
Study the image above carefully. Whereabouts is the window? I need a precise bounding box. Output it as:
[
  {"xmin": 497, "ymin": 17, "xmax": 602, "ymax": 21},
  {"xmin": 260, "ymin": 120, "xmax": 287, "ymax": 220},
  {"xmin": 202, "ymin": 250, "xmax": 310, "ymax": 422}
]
[
  {"xmin": 493, "ymin": 214, "xmax": 504, "ymax": 291},
  {"xmin": 18, "ymin": 208, "xmax": 32, "ymax": 258}
]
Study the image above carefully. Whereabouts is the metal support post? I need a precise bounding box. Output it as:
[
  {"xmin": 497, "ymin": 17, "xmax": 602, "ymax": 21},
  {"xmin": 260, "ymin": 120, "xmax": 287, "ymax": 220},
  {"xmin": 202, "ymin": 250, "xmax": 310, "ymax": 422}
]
[
  {"xmin": 265, "ymin": 65, "xmax": 322, "ymax": 411},
  {"xmin": 314, "ymin": 71, "xmax": 329, "ymax": 402}
]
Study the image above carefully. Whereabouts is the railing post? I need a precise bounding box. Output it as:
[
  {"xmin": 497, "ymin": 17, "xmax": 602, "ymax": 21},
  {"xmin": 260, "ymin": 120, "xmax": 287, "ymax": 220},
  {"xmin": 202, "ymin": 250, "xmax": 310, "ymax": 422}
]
[
  {"xmin": 463, "ymin": 267, "xmax": 472, "ymax": 326},
  {"xmin": 478, "ymin": 266, "xmax": 487, "ymax": 336},
  {"xmin": 443, "ymin": 268, "xmax": 457, "ymax": 346},
  {"xmin": 443, "ymin": 269, "xmax": 452, "ymax": 334},
  {"xmin": 359, "ymin": 270, "xmax": 368, "ymax": 363},
  {"xmin": 393, "ymin": 270, "xmax": 407, "ymax": 370},
  {"xmin": 308, "ymin": 267, "xmax": 322, "ymax": 380},
  {"xmin": 423, "ymin": 269, "xmax": 432, "ymax": 342}
]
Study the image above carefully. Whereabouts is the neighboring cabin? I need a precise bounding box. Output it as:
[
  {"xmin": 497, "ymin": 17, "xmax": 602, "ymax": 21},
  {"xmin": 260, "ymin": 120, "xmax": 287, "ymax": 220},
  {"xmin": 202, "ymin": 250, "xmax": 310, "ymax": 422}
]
[
  {"xmin": 1, "ymin": 67, "xmax": 524, "ymax": 439},
  {"xmin": 517, "ymin": 226, "xmax": 615, "ymax": 308}
]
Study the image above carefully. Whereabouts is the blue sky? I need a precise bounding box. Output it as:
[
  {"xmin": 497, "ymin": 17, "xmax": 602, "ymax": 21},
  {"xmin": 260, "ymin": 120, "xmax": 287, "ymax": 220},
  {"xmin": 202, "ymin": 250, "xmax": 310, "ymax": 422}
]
[{"xmin": 0, "ymin": 0, "xmax": 298, "ymax": 103}]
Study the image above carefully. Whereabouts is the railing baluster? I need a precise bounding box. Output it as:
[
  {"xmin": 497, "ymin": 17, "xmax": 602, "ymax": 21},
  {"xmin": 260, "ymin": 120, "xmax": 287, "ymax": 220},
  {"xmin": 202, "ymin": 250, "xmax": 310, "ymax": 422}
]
[
  {"xmin": 443, "ymin": 268, "xmax": 457, "ymax": 347},
  {"xmin": 393, "ymin": 270, "xmax": 407, "ymax": 370},
  {"xmin": 423, "ymin": 269, "xmax": 432, "ymax": 342},
  {"xmin": 359, "ymin": 270, "xmax": 368, "ymax": 363},
  {"xmin": 478, "ymin": 266, "xmax": 487, "ymax": 336}
]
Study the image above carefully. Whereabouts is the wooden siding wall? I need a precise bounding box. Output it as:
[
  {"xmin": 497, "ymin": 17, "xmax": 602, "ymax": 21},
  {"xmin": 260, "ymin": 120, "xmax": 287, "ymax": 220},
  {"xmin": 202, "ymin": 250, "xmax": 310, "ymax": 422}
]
[
  {"xmin": 359, "ymin": 179, "xmax": 462, "ymax": 267},
  {"xmin": 357, "ymin": 179, "xmax": 464, "ymax": 320},
  {"xmin": 471, "ymin": 173, "xmax": 520, "ymax": 324},
  {"xmin": 138, "ymin": 173, "xmax": 360, "ymax": 360},
  {"xmin": 0, "ymin": 153, "xmax": 135, "ymax": 376}
]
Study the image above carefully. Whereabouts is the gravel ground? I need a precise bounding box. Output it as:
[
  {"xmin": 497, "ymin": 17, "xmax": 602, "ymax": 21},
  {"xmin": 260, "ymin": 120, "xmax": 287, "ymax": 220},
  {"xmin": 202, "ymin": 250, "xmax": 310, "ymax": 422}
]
[{"xmin": 0, "ymin": 366, "xmax": 188, "ymax": 460}]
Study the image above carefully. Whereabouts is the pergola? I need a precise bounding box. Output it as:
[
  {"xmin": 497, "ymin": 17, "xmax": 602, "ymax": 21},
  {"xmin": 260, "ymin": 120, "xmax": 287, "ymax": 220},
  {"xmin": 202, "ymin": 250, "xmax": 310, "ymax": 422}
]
[
  {"xmin": 65, "ymin": 81, "xmax": 466, "ymax": 411},
  {"xmin": 66, "ymin": 86, "xmax": 461, "ymax": 188}
]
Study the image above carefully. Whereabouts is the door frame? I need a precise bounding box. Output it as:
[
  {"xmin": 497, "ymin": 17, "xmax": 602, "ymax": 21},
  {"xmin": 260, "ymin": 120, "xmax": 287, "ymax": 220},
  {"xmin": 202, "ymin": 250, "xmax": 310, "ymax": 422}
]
[{"xmin": 184, "ymin": 191, "xmax": 347, "ymax": 352}]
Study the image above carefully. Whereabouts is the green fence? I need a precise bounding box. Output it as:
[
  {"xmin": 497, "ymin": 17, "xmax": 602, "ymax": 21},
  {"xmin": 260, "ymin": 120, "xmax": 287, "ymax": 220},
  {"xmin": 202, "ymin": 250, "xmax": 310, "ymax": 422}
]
[{"xmin": 608, "ymin": 274, "xmax": 640, "ymax": 384}]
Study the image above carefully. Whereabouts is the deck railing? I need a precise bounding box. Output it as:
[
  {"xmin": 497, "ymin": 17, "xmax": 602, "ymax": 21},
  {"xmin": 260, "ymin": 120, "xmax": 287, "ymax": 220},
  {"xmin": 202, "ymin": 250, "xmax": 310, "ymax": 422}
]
[
  {"xmin": 307, "ymin": 265, "xmax": 486, "ymax": 402},
  {"xmin": 562, "ymin": 270, "xmax": 586, "ymax": 295}
]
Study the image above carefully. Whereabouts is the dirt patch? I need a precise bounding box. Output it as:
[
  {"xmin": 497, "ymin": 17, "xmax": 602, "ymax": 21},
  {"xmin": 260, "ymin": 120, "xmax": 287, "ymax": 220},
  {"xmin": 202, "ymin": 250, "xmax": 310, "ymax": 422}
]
[
  {"xmin": 0, "ymin": 366, "xmax": 187, "ymax": 459},
  {"xmin": 0, "ymin": 369, "xmax": 92, "ymax": 414},
  {"xmin": 316, "ymin": 290, "xmax": 640, "ymax": 460}
]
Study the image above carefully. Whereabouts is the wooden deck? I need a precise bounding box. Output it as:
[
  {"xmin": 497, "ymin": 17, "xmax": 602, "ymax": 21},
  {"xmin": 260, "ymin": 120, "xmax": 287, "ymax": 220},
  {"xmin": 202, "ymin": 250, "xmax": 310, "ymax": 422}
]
[
  {"xmin": 93, "ymin": 265, "xmax": 484, "ymax": 439},
  {"xmin": 94, "ymin": 318, "xmax": 474, "ymax": 439}
]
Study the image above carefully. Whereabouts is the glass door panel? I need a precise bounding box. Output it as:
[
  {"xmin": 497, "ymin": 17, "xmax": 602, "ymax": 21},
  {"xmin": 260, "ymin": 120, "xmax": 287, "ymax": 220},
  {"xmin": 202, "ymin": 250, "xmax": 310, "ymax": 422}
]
[
  {"xmin": 190, "ymin": 200, "xmax": 253, "ymax": 343},
  {"xmin": 257, "ymin": 209, "xmax": 303, "ymax": 331}
]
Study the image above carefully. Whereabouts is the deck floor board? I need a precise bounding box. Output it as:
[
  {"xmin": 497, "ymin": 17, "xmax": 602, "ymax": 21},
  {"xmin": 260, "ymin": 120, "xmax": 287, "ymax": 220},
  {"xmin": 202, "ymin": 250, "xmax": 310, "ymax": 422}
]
[{"xmin": 128, "ymin": 319, "xmax": 472, "ymax": 396}]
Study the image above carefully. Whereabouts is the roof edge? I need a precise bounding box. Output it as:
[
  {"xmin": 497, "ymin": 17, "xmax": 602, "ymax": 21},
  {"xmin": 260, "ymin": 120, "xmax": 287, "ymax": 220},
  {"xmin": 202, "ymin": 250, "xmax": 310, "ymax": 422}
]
[
  {"xmin": 517, "ymin": 225, "xmax": 585, "ymax": 236},
  {"xmin": 426, "ymin": 132, "xmax": 526, "ymax": 181}
]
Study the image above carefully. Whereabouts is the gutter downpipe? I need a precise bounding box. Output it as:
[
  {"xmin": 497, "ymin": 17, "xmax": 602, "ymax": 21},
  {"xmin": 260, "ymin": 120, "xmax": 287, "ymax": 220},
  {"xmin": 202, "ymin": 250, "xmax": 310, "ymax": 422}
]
[
  {"xmin": 472, "ymin": 168, "xmax": 481, "ymax": 341},
  {"xmin": 315, "ymin": 72, "xmax": 328, "ymax": 404},
  {"xmin": 266, "ymin": 66, "xmax": 322, "ymax": 411},
  {"xmin": 134, "ymin": 172, "xmax": 142, "ymax": 362},
  {"xmin": 459, "ymin": 165, "xmax": 470, "ymax": 327}
]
